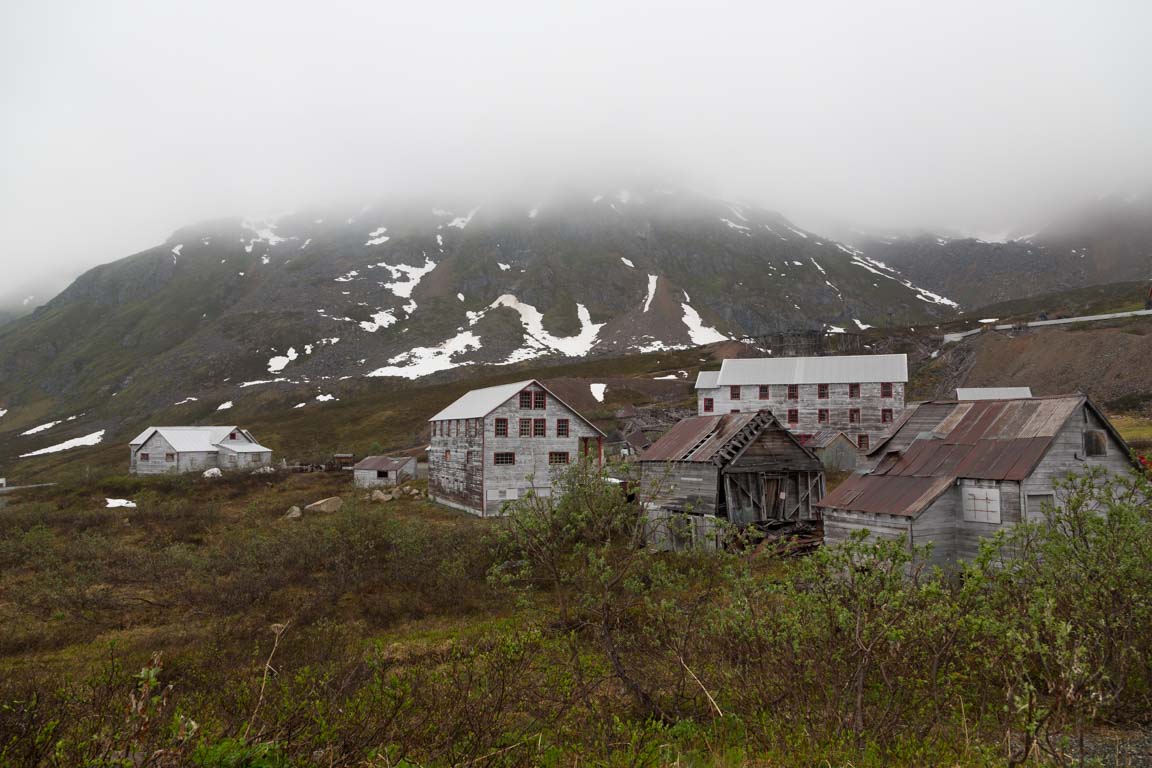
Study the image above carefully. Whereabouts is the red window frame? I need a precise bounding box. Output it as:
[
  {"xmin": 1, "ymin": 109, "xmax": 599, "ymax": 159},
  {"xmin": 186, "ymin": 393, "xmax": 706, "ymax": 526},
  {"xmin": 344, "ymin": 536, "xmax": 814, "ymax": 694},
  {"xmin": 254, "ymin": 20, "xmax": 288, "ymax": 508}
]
[
  {"xmin": 519, "ymin": 418, "xmax": 532, "ymax": 437},
  {"xmin": 881, "ymin": 408, "xmax": 893, "ymax": 424},
  {"xmin": 548, "ymin": 452, "xmax": 570, "ymax": 465},
  {"xmin": 493, "ymin": 452, "xmax": 515, "ymax": 465},
  {"xmin": 556, "ymin": 418, "xmax": 570, "ymax": 437},
  {"xmin": 703, "ymin": 397, "xmax": 714, "ymax": 413},
  {"xmin": 849, "ymin": 383, "xmax": 861, "ymax": 399},
  {"xmin": 881, "ymin": 382, "xmax": 894, "ymax": 398},
  {"xmin": 818, "ymin": 408, "xmax": 829, "ymax": 424},
  {"xmin": 729, "ymin": 385, "xmax": 741, "ymax": 400},
  {"xmin": 533, "ymin": 418, "xmax": 547, "ymax": 437},
  {"xmin": 787, "ymin": 384, "xmax": 799, "ymax": 400},
  {"xmin": 758, "ymin": 384, "xmax": 770, "ymax": 400},
  {"xmin": 787, "ymin": 408, "xmax": 799, "ymax": 424},
  {"xmin": 818, "ymin": 383, "xmax": 829, "ymax": 399},
  {"xmin": 494, "ymin": 418, "xmax": 508, "ymax": 437},
  {"xmin": 519, "ymin": 391, "xmax": 532, "ymax": 409},
  {"xmin": 534, "ymin": 391, "xmax": 546, "ymax": 409},
  {"xmin": 849, "ymin": 408, "xmax": 860, "ymax": 424},
  {"xmin": 857, "ymin": 434, "xmax": 870, "ymax": 451}
]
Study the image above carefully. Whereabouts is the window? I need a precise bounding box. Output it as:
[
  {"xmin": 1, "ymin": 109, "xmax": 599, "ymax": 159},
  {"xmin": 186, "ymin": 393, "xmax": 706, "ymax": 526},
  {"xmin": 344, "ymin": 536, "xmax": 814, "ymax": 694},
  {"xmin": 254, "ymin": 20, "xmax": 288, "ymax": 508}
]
[
  {"xmin": 849, "ymin": 408, "xmax": 860, "ymax": 424},
  {"xmin": 881, "ymin": 408, "xmax": 893, "ymax": 424},
  {"xmin": 1027, "ymin": 493, "xmax": 1056, "ymax": 517},
  {"xmin": 556, "ymin": 418, "xmax": 570, "ymax": 437},
  {"xmin": 849, "ymin": 383, "xmax": 861, "ymax": 399},
  {"xmin": 519, "ymin": 391, "xmax": 532, "ymax": 409},
  {"xmin": 818, "ymin": 409, "xmax": 829, "ymax": 424},
  {"xmin": 493, "ymin": 452, "xmax": 516, "ymax": 465},
  {"xmin": 703, "ymin": 397, "xmax": 714, "ymax": 413},
  {"xmin": 165, "ymin": 453, "xmax": 176, "ymax": 462},
  {"xmin": 466, "ymin": 450, "xmax": 474, "ymax": 464},
  {"xmin": 1083, "ymin": 430, "xmax": 1107, "ymax": 457},
  {"xmin": 962, "ymin": 480, "xmax": 1001, "ymax": 524},
  {"xmin": 229, "ymin": 431, "xmax": 237, "ymax": 440},
  {"xmin": 519, "ymin": 418, "xmax": 532, "ymax": 437},
  {"xmin": 140, "ymin": 453, "xmax": 150, "ymax": 462},
  {"xmin": 548, "ymin": 452, "xmax": 570, "ymax": 465},
  {"xmin": 534, "ymin": 391, "xmax": 547, "ymax": 409},
  {"xmin": 250, "ymin": 455, "xmax": 260, "ymax": 464},
  {"xmin": 818, "ymin": 383, "xmax": 829, "ymax": 399},
  {"xmin": 758, "ymin": 385, "xmax": 770, "ymax": 400},
  {"xmin": 495, "ymin": 418, "xmax": 509, "ymax": 437},
  {"xmin": 533, "ymin": 418, "xmax": 547, "ymax": 437},
  {"xmin": 731, "ymin": 409, "xmax": 741, "ymax": 414},
  {"xmin": 444, "ymin": 450, "xmax": 450, "ymax": 461},
  {"xmin": 881, "ymin": 382, "xmax": 894, "ymax": 398},
  {"xmin": 787, "ymin": 384, "xmax": 799, "ymax": 400},
  {"xmin": 730, "ymin": 385, "xmax": 741, "ymax": 400},
  {"xmin": 787, "ymin": 408, "xmax": 799, "ymax": 424},
  {"xmin": 857, "ymin": 434, "xmax": 870, "ymax": 451}
]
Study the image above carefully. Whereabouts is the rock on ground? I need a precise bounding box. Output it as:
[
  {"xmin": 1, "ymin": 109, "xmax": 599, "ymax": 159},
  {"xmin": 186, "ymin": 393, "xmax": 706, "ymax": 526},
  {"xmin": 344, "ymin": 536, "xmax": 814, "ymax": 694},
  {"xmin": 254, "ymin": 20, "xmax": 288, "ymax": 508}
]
[{"xmin": 305, "ymin": 497, "xmax": 344, "ymax": 513}]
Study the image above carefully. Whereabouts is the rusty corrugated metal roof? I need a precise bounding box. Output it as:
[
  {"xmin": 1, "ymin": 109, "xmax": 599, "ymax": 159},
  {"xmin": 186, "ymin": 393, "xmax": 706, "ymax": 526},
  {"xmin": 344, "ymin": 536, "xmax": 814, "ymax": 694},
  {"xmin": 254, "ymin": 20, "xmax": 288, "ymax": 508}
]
[
  {"xmin": 818, "ymin": 395, "xmax": 1088, "ymax": 518},
  {"xmin": 638, "ymin": 412, "xmax": 761, "ymax": 463}
]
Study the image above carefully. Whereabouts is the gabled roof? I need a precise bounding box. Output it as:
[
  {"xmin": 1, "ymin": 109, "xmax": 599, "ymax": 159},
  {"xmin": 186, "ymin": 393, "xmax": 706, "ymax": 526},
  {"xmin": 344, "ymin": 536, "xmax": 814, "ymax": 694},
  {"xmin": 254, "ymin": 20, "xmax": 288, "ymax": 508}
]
[
  {"xmin": 707, "ymin": 354, "xmax": 908, "ymax": 386},
  {"xmin": 638, "ymin": 410, "xmax": 817, "ymax": 467},
  {"xmin": 429, "ymin": 379, "xmax": 606, "ymax": 436},
  {"xmin": 818, "ymin": 395, "xmax": 1129, "ymax": 518},
  {"xmin": 694, "ymin": 370, "xmax": 721, "ymax": 390},
  {"xmin": 353, "ymin": 455, "xmax": 413, "ymax": 471},
  {"xmin": 129, "ymin": 426, "xmax": 269, "ymax": 453},
  {"xmin": 956, "ymin": 387, "xmax": 1033, "ymax": 400},
  {"xmin": 806, "ymin": 430, "xmax": 856, "ymax": 449}
]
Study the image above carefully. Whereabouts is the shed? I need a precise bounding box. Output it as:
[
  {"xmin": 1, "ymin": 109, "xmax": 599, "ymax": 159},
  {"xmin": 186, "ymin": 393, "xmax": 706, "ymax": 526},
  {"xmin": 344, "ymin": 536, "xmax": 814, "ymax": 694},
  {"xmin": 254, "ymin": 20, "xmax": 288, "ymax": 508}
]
[
  {"xmin": 817, "ymin": 395, "xmax": 1136, "ymax": 567},
  {"xmin": 353, "ymin": 456, "xmax": 417, "ymax": 488},
  {"xmin": 805, "ymin": 430, "xmax": 859, "ymax": 471},
  {"xmin": 637, "ymin": 409, "xmax": 825, "ymax": 527}
]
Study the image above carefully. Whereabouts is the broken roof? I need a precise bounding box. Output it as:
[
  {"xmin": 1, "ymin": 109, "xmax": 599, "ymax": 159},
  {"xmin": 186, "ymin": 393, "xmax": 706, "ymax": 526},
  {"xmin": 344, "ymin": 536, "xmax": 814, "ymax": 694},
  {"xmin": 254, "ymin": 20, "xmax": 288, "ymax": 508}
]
[
  {"xmin": 638, "ymin": 410, "xmax": 817, "ymax": 467},
  {"xmin": 702, "ymin": 354, "xmax": 908, "ymax": 387},
  {"xmin": 818, "ymin": 395, "xmax": 1121, "ymax": 518}
]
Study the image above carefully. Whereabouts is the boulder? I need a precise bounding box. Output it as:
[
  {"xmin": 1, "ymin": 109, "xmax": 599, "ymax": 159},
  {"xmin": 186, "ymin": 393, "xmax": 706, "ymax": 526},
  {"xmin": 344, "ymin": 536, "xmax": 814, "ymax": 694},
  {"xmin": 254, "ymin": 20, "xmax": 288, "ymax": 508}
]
[
  {"xmin": 305, "ymin": 496, "xmax": 344, "ymax": 513},
  {"xmin": 371, "ymin": 490, "xmax": 394, "ymax": 503},
  {"xmin": 203, "ymin": 468, "xmax": 223, "ymax": 479},
  {"xmin": 283, "ymin": 506, "xmax": 302, "ymax": 520}
]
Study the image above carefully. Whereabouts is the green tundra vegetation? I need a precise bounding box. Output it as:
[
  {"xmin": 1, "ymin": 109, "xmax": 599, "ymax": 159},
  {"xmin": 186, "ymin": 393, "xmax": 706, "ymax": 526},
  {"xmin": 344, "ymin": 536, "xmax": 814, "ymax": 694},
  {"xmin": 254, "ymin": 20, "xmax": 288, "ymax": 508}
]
[{"xmin": 0, "ymin": 463, "xmax": 1150, "ymax": 767}]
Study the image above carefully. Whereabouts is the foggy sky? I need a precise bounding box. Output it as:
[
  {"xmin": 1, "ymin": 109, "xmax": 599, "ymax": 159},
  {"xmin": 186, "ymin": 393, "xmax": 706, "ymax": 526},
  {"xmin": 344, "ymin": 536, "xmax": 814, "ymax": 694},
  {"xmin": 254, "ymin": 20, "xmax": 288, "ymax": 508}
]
[{"xmin": 2, "ymin": 0, "xmax": 1150, "ymax": 305}]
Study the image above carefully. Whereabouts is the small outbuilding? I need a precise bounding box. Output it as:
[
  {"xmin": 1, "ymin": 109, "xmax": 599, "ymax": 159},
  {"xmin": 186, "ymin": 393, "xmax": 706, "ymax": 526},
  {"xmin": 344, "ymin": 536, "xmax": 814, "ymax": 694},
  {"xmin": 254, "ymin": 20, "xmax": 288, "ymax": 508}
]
[
  {"xmin": 805, "ymin": 430, "xmax": 860, "ymax": 471},
  {"xmin": 637, "ymin": 410, "xmax": 825, "ymax": 549},
  {"xmin": 353, "ymin": 456, "xmax": 416, "ymax": 488}
]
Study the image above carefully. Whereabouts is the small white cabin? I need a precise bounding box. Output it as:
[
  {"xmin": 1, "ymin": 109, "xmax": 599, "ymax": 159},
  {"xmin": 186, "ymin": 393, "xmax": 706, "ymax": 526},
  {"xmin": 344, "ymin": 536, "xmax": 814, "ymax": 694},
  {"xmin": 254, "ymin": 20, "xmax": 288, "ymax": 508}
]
[
  {"xmin": 129, "ymin": 426, "xmax": 273, "ymax": 475},
  {"xmin": 353, "ymin": 456, "xmax": 417, "ymax": 487}
]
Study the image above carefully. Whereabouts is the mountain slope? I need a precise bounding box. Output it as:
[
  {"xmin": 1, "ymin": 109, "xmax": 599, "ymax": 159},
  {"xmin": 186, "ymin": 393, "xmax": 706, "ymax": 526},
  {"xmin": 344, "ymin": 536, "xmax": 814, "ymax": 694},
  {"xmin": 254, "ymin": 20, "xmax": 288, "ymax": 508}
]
[
  {"xmin": 0, "ymin": 189, "xmax": 959, "ymax": 447},
  {"xmin": 852, "ymin": 196, "xmax": 1152, "ymax": 309}
]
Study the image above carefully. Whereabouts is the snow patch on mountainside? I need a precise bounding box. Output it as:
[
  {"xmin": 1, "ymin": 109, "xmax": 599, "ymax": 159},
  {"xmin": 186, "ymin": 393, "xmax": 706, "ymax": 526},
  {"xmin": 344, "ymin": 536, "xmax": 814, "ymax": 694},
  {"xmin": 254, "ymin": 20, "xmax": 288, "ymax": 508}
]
[
  {"xmin": 447, "ymin": 208, "xmax": 479, "ymax": 229},
  {"xmin": 365, "ymin": 226, "xmax": 390, "ymax": 246},
  {"xmin": 485, "ymin": 295, "xmax": 604, "ymax": 359},
  {"xmin": 643, "ymin": 275, "xmax": 658, "ymax": 313},
  {"xmin": 366, "ymin": 331, "xmax": 483, "ymax": 379},
  {"xmin": 20, "ymin": 430, "xmax": 105, "ymax": 458},
  {"xmin": 680, "ymin": 303, "xmax": 728, "ymax": 345},
  {"xmin": 268, "ymin": 347, "xmax": 299, "ymax": 373}
]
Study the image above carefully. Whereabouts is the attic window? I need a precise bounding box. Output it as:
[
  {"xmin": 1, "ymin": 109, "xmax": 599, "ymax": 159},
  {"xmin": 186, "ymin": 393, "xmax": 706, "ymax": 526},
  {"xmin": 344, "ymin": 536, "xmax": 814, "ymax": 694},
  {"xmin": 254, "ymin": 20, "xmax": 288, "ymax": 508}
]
[
  {"xmin": 519, "ymin": 391, "xmax": 532, "ymax": 409},
  {"xmin": 229, "ymin": 431, "xmax": 237, "ymax": 440},
  {"xmin": 1083, "ymin": 430, "xmax": 1107, "ymax": 457},
  {"xmin": 534, "ymin": 391, "xmax": 547, "ymax": 409}
]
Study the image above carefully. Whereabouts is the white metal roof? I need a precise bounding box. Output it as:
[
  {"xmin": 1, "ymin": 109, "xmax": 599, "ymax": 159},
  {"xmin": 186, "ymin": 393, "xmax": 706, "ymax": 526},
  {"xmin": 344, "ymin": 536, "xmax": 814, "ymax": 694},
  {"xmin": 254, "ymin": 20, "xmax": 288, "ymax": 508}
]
[
  {"xmin": 956, "ymin": 387, "xmax": 1033, "ymax": 400},
  {"xmin": 429, "ymin": 380, "xmax": 537, "ymax": 421},
  {"xmin": 694, "ymin": 370, "xmax": 721, "ymax": 390},
  {"xmin": 711, "ymin": 354, "xmax": 908, "ymax": 386},
  {"xmin": 129, "ymin": 426, "xmax": 263, "ymax": 453}
]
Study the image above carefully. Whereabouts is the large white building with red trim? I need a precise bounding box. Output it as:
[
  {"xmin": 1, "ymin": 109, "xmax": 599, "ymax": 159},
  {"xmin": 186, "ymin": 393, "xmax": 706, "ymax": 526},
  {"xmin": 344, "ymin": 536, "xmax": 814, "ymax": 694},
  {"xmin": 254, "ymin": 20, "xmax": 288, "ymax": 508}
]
[
  {"xmin": 428, "ymin": 379, "xmax": 605, "ymax": 516},
  {"xmin": 694, "ymin": 355, "xmax": 908, "ymax": 452}
]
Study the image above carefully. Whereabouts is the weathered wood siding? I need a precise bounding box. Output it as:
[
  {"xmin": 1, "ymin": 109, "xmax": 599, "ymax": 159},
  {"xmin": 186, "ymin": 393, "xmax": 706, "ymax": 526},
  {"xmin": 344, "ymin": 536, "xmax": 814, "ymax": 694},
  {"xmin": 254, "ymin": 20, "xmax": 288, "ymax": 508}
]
[
  {"xmin": 816, "ymin": 436, "xmax": 858, "ymax": 471},
  {"xmin": 698, "ymin": 382, "xmax": 904, "ymax": 447},
  {"xmin": 132, "ymin": 433, "xmax": 219, "ymax": 475},
  {"xmin": 429, "ymin": 384, "xmax": 602, "ymax": 517},
  {"xmin": 1020, "ymin": 405, "xmax": 1132, "ymax": 521},
  {"xmin": 429, "ymin": 417, "xmax": 485, "ymax": 514},
  {"xmin": 480, "ymin": 388, "xmax": 603, "ymax": 516},
  {"xmin": 639, "ymin": 461, "xmax": 721, "ymax": 516},
  {"xmin": 823, "ymin": 509, "xmax": 910, "ymax": 548}
]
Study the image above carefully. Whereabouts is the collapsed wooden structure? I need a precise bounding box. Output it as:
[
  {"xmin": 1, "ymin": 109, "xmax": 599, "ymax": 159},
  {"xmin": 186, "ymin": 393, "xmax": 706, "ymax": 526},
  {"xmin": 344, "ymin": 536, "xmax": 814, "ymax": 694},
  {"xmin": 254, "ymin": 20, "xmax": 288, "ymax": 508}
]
[{"xmin": 636, "ymin": 410, "xmax": 825, "ymax": 548}]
